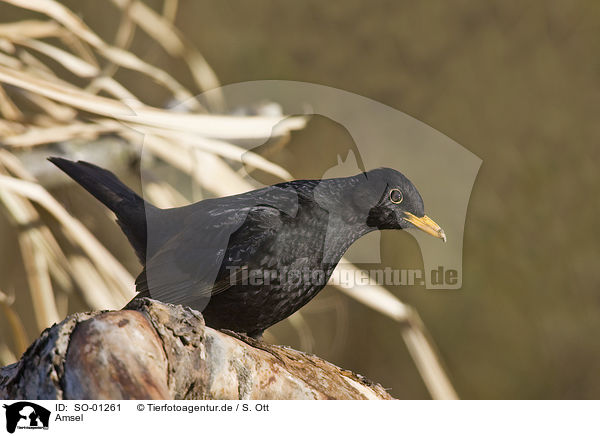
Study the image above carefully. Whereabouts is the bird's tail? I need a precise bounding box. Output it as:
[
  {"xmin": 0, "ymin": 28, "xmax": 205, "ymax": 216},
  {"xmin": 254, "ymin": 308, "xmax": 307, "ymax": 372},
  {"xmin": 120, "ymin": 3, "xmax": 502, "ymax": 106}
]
[{"xmin": 48, "ymin": 157, "xmax": 151, "ymax": 261}]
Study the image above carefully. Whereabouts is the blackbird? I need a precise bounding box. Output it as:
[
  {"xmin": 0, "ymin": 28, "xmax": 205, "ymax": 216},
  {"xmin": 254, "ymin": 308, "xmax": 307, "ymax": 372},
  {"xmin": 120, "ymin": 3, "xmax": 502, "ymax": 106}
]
[{"xmin": 49, "ymin": 158, "xmax": 445, "ymax": 338}]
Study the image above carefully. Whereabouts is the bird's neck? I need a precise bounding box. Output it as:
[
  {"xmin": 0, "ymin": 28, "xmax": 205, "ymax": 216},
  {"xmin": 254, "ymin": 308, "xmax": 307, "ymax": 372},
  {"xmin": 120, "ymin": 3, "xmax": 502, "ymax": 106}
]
[
  {"xmin": 319, "ymin": 213, "xmax": 373, "ymax": 265},
  {"xmin": 307, "ymin": 178, "xmax": 375, "ymax": 264},
  {"xmin": 308, "ymin": 175, "xmax": 374, "ymax": 230}
]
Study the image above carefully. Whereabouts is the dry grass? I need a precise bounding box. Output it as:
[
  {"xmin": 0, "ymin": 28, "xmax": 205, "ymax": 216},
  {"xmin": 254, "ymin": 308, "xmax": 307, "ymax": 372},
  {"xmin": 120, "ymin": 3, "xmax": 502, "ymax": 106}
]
[{"xmin": 0, "ymin": 0, "xmax": 456, "ymax": 398}]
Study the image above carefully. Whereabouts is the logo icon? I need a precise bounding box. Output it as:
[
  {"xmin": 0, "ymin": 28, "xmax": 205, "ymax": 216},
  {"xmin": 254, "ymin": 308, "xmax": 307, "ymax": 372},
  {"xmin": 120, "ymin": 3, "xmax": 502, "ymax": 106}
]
[{"xmin": 2, "ymin": 402, "xmax": 50, "ymax": 433}]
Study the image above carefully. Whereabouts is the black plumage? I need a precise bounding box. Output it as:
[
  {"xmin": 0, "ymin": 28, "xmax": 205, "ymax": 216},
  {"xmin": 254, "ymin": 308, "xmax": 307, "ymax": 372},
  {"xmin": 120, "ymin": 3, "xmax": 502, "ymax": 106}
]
[{"xmin": 49, "ymin": 158, "xmax": 445, "ymax": 338}]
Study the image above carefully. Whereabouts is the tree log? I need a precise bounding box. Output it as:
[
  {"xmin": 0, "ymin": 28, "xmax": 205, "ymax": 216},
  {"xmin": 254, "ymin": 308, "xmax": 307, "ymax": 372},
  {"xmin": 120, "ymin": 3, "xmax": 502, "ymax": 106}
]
[{"xmin": 0, "ymin": 299, "xmax": 393, "ymax": 400}]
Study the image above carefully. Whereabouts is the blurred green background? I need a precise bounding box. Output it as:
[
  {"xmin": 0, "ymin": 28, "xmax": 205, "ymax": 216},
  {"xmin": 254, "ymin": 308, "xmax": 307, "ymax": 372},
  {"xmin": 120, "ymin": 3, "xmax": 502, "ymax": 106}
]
[{"xmin": 2, "ymin": 0, "xmax": 600, "ymax": 399}]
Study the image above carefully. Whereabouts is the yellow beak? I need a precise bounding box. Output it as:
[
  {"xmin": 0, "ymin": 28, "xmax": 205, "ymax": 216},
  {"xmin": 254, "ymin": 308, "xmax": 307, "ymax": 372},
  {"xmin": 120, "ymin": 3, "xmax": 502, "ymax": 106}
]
[{"xmin": 402, "ymin": 212, "xmax": 446, "ymax": 242}]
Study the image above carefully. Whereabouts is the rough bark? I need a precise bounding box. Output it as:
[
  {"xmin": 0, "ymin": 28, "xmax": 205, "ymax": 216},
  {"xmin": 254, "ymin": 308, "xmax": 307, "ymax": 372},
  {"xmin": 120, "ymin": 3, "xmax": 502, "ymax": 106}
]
[{"xmin": 0, "ymin": 299, "xmax": 393, "ymax": 400}]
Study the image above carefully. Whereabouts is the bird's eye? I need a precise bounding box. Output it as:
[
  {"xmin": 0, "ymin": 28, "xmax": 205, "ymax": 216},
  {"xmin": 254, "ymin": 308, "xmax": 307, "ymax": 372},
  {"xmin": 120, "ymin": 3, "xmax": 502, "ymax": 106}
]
[{"xmin": 389, "ymin": 188, "xmax": 403, "ymax": 204}]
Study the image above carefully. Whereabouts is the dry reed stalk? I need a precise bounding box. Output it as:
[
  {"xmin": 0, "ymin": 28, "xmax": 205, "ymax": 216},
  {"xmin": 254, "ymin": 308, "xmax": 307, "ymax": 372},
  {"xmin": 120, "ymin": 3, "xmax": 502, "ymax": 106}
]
[
  {"xmin": 0, "ymin": 65, "xmax": 306, "ymax": 140},
  {"xmin": 22, "ymin": 93, "xmax": 78, "ymax": 122},
  {"xmin": 128, "ymin": 133, "xmax": 253, "ymax": 195},
  {"xmin": 3, "ymin": 121, "xmax": 121, "ymax": 147},
  {"xmin": 17, "ymin": 232, "xmax": 60, "ymax": 331},
  {"xmin": 331, "ymin": 261, "xmax": 458, "ymax": 399},
  {"xmin": 132, "ymin": 124, "xmax": 293, "ymax": 180},
  {"xmin": 67, "ymin": 255, "xmax": 124, "ymax": 309},
  {"xmin": 142, "ymin": 180, "xmax": 188, "ymax": 208},
  {"xmin": 0, "ymin": 342, "xmax": 17, "ymax": 367},
  {"xmin": 110, "ymin": 0, "xmax": 224, "ymax": 111},
  {"xmin": 15, "ymin": 38, "xmax": 99, "ymax": 77},
  {"xmin": 3, "ymin": 0, "xmax": 200, "ymax": 106},
  {"xmin": 0, "ymin": 151, "xmax": 125, "ymax": 311},
  {"xmin": 0, "ymin": 20, "xmax": 62, "ymax": 40},
  {"xmin": 0, "ymin": 166, "xmax": 59, "ymax": 333},
  {"xmin": 0, "ymin": 84, "xmax": 22, "ymax": 121},
  {"xmin": 161, "ymin": 0, "xmax": 178, "ymax": 24},
  {"xmin": 0, "ymin": 52, "xmax": 21, "ymax": 69},
  {"xmin": 85, "ymin": 77, "xmax": 143, "ymax": 105},
  {"xmin": 0, "ymin": 288, "xmax": 29, "ymax": 357},
  {"xmin": 0, "ymin": 174, "xmax": 135, "ymax": 304}
]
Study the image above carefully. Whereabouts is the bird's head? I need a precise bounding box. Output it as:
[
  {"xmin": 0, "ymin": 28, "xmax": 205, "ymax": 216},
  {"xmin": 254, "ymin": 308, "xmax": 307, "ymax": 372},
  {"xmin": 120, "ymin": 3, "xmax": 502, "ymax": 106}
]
[{"xmin": 351, "ymin": 167, "xmax": 446, "ymax": 241}]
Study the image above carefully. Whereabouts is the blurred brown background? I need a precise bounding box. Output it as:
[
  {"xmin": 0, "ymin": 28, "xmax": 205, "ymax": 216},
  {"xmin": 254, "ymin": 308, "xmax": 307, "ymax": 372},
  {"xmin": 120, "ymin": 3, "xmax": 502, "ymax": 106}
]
[{"xmin": 1, "ymin": 1, "xmax": 599, "ymax": 399}]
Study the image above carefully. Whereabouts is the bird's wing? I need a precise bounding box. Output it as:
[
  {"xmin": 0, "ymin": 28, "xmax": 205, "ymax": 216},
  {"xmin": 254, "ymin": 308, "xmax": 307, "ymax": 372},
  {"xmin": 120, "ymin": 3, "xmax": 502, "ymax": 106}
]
[{"xmin": 135, "ymin": 204, "xmax": 284, "ymax": 309}]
